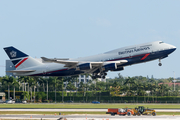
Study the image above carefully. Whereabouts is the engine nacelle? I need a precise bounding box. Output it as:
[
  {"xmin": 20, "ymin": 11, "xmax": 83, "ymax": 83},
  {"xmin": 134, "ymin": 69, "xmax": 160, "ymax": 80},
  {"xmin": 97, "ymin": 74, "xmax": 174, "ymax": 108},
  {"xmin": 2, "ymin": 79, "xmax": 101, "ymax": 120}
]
[
  {"xmin": 102, "ymin": 63, "xmax": 117, "ymax": 71},
  {"xmin": 76, "ymin": 63, "xmax": 92, "ymax": 70},
  {"xmin": 111, "ymin": 67, "xmax": 124, "ymax": 71}
]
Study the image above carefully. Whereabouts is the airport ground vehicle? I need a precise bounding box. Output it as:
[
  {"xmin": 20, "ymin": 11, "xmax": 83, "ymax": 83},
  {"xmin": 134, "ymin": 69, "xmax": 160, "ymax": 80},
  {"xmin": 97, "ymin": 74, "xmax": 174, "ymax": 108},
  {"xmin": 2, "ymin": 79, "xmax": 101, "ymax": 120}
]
[
  {"xmin": 132, "ymin": 106, "xmax": 156, "ymax": 116},
  {"xmin": 106, "ymin": 108, "xmax": 134, "ymax": 116},
  {"xmin": 5, "ymin": 100, "xmax": 15, "ymax": 104},
  {"xmin": 92, "ymin": 101, "xmax": 100, "ymax": 104}
]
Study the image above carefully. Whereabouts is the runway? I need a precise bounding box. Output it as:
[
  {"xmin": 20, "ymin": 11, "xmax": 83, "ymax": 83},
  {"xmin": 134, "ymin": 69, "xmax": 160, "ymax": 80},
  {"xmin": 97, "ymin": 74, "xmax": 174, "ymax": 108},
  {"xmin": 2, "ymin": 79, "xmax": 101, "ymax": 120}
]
[
  {"xmin": 0, "ymin": 108, "xmax": 180, "ymax": 112},
  {"xmin": 0, "ymin": 108, "xmax": 180, "ymax": 120},
  {"xmin": 0, "ymin": 114, "xmax": 180, "ymax": 120}
]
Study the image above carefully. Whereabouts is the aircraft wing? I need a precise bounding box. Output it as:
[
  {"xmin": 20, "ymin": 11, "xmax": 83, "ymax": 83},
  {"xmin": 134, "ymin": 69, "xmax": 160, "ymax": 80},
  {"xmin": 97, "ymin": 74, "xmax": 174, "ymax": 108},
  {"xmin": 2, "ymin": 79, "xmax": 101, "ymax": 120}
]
[
  {"xmin": 7, "ymin": 70, "xmax": 36, "ymax": 73},
  {"xmin": 41, "ymin": 57, "xmax": 128, "ymax": 71},
  {"xmin": 103, "ymin": 60, "xmax": 128, "ymax": 65},
  {"xmin": 89, "ymin": 60, "xmax": 128, "ymax": 67},
  {"xmin": 41, "ymin": 57, "xmax": 78, "ymax": 67}
]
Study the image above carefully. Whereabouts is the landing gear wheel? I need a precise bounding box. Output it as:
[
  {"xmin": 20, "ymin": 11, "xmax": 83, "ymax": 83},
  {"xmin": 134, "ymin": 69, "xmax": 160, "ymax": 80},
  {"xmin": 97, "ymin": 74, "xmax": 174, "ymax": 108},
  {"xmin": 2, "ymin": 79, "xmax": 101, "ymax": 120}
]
[
  {"xmin": 102, "ymin": 76, "xmax": 106, "ymax": 79},
  {"xmin": 100, "ymin": 72, "xmax": 107, "ymax": 79},
  {"xmin": 158, "ymin": 63, "xmax": 162, "ymax": 66},
  {"xmin": 92, "ymin": 76, "xmax": 96, "ymax": 79},
  {"xmin": 158, "ymin": 59, "xmax": 162, "ymax": 66},
  {"xmin": 92, "ymin": 75, "xmax": 101, "ymax": 79}
]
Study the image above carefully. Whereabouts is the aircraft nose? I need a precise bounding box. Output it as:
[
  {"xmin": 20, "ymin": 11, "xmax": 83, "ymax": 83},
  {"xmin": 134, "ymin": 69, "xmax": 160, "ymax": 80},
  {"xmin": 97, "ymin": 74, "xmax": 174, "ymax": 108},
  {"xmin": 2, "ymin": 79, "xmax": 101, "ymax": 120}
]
[
  {"xmin": 169, "ymin": 45, "xmax": 176, "ymax": 52},
  {"xmin": 171, "ymin": 45, "xmax": 176, "ymax": 50}
]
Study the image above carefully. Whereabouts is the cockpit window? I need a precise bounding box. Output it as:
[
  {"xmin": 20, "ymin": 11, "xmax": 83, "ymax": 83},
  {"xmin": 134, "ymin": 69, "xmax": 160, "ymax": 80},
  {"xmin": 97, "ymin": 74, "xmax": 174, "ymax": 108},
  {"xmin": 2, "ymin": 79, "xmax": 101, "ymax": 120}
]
[{"xmin": 159, "ymin": 41, "xmax": 164, "ymax": 44}]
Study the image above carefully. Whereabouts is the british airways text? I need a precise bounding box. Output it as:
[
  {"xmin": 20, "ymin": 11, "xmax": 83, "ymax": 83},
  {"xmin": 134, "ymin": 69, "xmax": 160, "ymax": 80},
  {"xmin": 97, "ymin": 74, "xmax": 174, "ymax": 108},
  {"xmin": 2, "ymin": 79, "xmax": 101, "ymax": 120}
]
[{"xmin": 118, "ymin": 47, "xmax": 150, "ymax": 55}]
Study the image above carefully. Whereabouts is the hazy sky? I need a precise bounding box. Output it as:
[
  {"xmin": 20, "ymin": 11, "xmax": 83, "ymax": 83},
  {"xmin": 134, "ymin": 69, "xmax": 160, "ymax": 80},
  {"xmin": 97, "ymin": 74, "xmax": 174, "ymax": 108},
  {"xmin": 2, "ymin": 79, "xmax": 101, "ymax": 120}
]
[{"xmin": 0, "ymin": 0, "xmax": 180, "ymax": 78}]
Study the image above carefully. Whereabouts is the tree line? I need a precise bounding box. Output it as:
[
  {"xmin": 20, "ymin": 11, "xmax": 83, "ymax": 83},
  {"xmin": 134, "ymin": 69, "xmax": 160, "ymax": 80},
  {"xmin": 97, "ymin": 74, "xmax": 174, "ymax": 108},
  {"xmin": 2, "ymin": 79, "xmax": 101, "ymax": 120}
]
[{"xmin": 0, "ymin": 73, "xmax": 179, "ymax": 103}]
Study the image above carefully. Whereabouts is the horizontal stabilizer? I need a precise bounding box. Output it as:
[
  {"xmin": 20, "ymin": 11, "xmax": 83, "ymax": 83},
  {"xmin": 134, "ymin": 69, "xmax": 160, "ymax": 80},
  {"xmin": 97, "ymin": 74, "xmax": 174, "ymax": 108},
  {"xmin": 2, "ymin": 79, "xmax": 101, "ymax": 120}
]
[
  {"xmin": 7, "ymin": 70, "xmax": 36, "ymax": 73},
  {"xmin": 41, "ymin": 57, "xmax": 69, "ymax": 61}
]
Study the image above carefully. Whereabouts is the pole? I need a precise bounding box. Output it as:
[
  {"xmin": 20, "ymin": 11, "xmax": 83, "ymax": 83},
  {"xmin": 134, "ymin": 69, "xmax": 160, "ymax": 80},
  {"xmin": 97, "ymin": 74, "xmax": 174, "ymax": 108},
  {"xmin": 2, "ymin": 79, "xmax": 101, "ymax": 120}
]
[
  {"xmin": 14, "ymin": 86, "xmax": 15, "ymax": 100},
  {"xmin": 47, "ymin": 81, "xmax": 48, "ymax": 101},
  {"xmin": 34, "ymin": 86, "xmax": 36, "ymax": 103},
  {"xmin": 8, "ymin": 85, "xmax": 10, "ymax": 100},
  {"xmin": 22, "ymin": 83, "xmax": 24, "ymax": 92},
  {"xmin": 28, "ymin": 84, "xmax": 29, "ymax": 102},
  {"xmin": 174, "ymin": 71, "xmax": 175, "ymax": 91},
  {"xmin": 30, "ymin": 87, "xmax": 32, "ymax": 102},
  {"xmin": 62, "ymin": 84, "xmax": 63, "ymax": 102},
  {"xmin": 25, "ymin": 83, "xmax": 26, "ymax": 92},
  {"xmin": 55, "ymin": 79, "xmax": 56, "ymax": 103}
]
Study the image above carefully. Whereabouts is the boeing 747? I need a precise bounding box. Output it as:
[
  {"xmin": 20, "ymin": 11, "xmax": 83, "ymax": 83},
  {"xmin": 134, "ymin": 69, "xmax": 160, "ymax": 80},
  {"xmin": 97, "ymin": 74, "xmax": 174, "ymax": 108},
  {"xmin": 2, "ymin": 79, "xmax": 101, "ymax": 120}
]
[{"xmin": 4, "ymin": 41, "xmax": 176, "ymax": 79}]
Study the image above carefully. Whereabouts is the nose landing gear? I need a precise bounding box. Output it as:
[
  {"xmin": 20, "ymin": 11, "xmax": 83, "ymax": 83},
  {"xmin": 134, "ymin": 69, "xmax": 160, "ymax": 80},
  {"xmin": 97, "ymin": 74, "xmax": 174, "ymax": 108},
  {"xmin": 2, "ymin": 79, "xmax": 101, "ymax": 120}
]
[{"xmin": 158, "ymin": 59, "xmax": 162, "ymax": 66}]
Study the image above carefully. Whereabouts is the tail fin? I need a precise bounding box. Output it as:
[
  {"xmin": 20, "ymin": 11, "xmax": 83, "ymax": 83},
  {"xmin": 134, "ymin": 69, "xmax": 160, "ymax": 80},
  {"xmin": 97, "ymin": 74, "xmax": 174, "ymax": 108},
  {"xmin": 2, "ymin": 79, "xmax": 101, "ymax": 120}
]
[{"xmin": 4, "ymin": 46, "xmax": 42, "ymax": 70}]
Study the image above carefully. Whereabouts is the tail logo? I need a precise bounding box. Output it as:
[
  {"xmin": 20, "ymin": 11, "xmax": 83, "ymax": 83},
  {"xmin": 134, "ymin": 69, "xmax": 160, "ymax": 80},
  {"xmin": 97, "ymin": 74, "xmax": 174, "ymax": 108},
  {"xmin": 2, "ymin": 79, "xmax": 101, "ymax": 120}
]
[{"xmin": 10, "ymin": 51, "xmax": 17, "ymax": 58}]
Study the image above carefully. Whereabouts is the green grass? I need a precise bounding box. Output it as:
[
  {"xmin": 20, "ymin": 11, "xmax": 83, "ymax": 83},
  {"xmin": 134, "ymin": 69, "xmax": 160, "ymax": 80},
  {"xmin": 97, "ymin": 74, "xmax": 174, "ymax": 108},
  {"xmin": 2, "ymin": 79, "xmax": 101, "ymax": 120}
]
[
  {"xmin": 0, "ymin": 103, "xmax": 180, "ymax": 109},
  {"xmin": 1, "ymin": 103, "xmax": 180, "ymax": 116}
]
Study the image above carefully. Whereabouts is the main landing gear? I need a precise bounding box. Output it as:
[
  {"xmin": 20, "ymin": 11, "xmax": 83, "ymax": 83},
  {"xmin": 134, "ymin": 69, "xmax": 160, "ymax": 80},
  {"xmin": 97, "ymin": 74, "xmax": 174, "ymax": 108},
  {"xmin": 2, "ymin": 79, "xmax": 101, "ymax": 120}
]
[
  {"xmin": 92, "ymin": 72, "xmax": 107, "ymax": 79},
  {"xmin": 101, "ymin": 72, "xmax": 107, "ymax": 79},
  {"xmin": 158, "ymin": 59, "xmax": 162, "ymax": 66}
]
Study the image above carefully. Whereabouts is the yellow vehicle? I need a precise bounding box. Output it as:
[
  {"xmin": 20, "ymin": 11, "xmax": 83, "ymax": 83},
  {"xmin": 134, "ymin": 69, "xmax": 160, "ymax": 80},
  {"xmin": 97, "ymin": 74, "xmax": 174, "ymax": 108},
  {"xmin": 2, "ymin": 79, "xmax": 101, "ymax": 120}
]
[{"xmin": 132, "ymin": 106, "xmax": 156, "ymax": 116}]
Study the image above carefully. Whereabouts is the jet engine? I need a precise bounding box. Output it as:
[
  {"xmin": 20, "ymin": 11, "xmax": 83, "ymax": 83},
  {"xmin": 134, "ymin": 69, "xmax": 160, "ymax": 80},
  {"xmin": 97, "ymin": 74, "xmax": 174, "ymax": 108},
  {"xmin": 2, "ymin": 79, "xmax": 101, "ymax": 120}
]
[
  {"xmin": 76, "ymin": 63, "xmax": 92, "ymax": 70},
  {"xmin": 102, "ymin": 63, "xmax": 117, "ymax": 71},
  {"xmin": 111, "ymin": 67, "xmax": 124, "ymax": 71}
]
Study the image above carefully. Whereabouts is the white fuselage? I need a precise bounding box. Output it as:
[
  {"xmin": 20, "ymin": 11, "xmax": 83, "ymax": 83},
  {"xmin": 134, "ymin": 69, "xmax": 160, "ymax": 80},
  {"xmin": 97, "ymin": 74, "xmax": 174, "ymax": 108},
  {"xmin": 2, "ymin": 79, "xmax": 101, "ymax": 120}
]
[{"xmin": 10, "ymin": 41, "xmax": 176, "ymax": 77}]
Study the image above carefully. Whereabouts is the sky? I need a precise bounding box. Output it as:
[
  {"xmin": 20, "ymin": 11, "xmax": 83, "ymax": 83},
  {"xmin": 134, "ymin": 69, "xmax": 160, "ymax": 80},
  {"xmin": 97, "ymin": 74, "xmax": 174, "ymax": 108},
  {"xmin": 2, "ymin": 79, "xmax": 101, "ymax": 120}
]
[{"xmin": 0, "ymin": 0, "xmax": 180, "ymax": 79}]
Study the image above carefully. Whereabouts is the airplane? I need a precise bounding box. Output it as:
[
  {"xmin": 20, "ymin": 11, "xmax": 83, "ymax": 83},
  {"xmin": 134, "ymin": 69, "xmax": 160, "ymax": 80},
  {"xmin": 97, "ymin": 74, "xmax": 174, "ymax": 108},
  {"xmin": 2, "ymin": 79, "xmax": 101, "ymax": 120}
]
[{"xmin": 3, "ymin": 41, "xmax": 176, "ymax": 79}]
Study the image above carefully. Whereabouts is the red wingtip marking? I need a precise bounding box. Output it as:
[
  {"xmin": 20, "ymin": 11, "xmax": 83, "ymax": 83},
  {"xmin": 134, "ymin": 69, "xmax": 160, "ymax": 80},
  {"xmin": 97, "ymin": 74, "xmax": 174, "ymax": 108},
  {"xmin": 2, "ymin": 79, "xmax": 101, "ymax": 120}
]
[
  {"xmin": 141, "ymin": 53, "xmax": 150, "ymax": 60},
  {"xmin": 15, "ymin": 58, "xmax": 28, "ymax": 68}
]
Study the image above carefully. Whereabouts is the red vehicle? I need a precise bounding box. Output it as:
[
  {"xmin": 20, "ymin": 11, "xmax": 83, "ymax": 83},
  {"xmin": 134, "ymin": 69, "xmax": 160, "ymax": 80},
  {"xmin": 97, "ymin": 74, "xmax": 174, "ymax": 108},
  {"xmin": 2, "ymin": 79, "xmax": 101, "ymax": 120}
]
[{"xmin": 106, "ymin": 108, "xmax": 134, "ymax": 116}]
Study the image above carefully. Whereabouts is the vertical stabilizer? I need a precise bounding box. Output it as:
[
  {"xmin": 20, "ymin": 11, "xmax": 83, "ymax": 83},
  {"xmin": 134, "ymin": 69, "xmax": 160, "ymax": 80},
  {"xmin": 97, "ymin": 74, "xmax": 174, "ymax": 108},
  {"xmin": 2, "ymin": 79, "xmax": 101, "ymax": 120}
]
[{"xmin": 4, "ymin": 46, "xmax": 42, "ymax": 70}]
